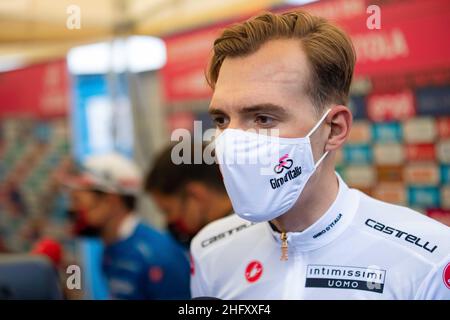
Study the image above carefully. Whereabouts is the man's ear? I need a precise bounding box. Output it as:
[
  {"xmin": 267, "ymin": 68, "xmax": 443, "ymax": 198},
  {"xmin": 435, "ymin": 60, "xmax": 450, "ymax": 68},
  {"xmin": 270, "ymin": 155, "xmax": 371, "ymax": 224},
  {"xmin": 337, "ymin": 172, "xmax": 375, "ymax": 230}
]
[{"xmin": 325, "ymin": 105, "xmax": 352, "ymax": 152}]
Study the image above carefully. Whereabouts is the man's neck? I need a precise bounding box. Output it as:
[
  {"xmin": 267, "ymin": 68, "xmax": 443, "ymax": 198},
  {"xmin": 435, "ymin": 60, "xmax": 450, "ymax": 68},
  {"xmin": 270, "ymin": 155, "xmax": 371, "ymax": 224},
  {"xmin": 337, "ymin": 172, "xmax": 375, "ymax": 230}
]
[
  {"xmin": 272, "ymin": 168, "xmax": 339, "ymax": 233},
  {"xmin": 210, "ymin": 192, "xmax": 233, "ymax": 220},
  {"xmin": 101, "ymin": 212, "xmax": 130, "ymax": 245},
  {"xmin": 197, "ymin": 192, "xmax": 233, "ymax": 234}
]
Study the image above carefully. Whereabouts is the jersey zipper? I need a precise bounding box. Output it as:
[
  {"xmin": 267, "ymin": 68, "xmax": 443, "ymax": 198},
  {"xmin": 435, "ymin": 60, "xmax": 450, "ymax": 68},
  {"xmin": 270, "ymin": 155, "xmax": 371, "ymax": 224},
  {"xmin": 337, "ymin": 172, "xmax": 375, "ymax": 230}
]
[{"xmin": 280, "ymin": 231, "xmax": 288, "ymax": 261}]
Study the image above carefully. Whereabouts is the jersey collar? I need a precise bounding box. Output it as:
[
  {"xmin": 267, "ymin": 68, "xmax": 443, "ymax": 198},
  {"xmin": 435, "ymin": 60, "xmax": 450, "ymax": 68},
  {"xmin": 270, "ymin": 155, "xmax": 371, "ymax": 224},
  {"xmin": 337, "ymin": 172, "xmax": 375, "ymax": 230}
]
[
  {"xmin": 118, "ymin": 214, "xmax": 140, "ymax": 240},
  {"xmin": 266, "ymin": 172, "xmax": 360, "ymax": 252}
]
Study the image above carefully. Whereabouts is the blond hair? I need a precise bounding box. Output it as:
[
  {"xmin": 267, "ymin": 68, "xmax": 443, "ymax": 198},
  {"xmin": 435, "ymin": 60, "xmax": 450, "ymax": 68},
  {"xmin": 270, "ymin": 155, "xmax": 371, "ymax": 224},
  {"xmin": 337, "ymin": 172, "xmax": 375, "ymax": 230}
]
[{"xmin": 207, "ymin": 10, "xmax": 356, "ymax": 112}]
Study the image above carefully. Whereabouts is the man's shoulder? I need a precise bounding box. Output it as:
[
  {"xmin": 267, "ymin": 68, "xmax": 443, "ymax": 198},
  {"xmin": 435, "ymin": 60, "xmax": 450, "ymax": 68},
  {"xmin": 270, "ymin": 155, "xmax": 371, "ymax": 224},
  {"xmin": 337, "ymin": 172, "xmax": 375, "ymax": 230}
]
[
  {"xmin": 353, "ymin": 189, "xmax": 450, "ymax": 264},
  {"xmin": 132, "ymin": 222, "xmax": 167, "ymax": 242},
  {"xmin": 191, "ymin": 214, "xmax": 261, "ymax": 258},
  {"xmin": 130, "ymin": 222, "xmax": 185, "ymax": 261}
]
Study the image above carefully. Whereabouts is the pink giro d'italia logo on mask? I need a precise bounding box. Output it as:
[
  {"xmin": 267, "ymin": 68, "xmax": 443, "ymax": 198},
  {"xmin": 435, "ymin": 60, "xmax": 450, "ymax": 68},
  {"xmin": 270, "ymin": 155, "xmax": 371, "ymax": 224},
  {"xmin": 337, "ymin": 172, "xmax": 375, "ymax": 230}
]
[{"xmin": 274, "ymin": 154, "xmax": 293, "ymax": 174}]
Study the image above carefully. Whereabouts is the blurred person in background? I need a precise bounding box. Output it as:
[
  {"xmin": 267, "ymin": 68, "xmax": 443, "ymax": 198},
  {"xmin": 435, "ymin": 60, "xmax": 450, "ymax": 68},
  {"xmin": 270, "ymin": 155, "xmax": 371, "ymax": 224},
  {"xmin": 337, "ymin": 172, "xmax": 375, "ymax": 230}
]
[
  {"xmin": 64, "ymin": 153, "xmax": 190, "ymax": 300},
  {"xmin": 67, "ymin": 188, "xmax": 105, "ymax": 237},
  {"xmin": 0, "ymin": 240, "xmax": 8, "ymax": 253},
  {"xmin": 145, "ymin": 143, "xmax": 232, "ymax": 248}
]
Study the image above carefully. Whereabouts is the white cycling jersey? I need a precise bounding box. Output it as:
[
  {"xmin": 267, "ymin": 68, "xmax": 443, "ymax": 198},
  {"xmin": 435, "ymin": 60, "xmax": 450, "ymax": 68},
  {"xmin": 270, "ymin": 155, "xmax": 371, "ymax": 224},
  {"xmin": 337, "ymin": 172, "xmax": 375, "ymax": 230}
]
[{"xmin": 190, "ymin": 174, "xmax": 450, "ymax": 299}]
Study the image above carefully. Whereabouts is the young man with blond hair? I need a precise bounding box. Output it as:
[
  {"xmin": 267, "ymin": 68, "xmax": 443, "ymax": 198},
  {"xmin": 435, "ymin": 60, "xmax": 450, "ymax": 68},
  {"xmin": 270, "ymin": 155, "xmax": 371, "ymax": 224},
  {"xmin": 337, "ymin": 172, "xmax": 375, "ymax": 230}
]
[{"xmin": 190, "ymin": 10, "xmax": 450, "ymax": 299}]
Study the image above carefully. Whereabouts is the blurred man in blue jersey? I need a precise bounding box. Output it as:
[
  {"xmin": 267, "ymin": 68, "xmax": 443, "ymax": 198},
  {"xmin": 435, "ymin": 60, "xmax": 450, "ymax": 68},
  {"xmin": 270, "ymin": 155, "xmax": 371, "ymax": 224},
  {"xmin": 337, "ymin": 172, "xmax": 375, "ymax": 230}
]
[{"xmin": 65, "ymin": 153, "xmax": 190, "ymax": 300}]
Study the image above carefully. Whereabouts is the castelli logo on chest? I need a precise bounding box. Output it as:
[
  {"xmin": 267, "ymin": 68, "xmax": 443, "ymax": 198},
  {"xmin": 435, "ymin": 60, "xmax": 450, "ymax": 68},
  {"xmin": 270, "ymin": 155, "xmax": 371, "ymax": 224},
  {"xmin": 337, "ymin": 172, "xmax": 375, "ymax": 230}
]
[{"xmin": 245, "ymin": 261, "xmax": 263, "ymax": 283}]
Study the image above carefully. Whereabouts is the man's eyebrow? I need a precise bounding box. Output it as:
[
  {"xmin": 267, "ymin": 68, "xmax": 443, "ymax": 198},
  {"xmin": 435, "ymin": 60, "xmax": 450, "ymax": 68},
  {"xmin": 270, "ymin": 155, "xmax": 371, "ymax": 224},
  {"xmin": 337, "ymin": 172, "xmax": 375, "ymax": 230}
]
[
  {"xmin": 240, "ymin": 103, "xmax": 288, "ymax": 116},
  {"xmin": 208, "ymin": 103, "xmax": 288, "ymax": 116},
  {"xmin": 208, "ymin": 107, "xmax": 225, "ymax": 115}
]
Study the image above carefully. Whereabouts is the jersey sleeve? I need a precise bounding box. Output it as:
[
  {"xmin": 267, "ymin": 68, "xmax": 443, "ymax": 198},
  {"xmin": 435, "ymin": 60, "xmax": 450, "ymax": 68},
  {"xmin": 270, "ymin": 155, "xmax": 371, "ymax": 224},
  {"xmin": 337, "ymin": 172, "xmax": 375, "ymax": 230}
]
[
  {"xmin": 141, "ymin": 241, "xmax": 191, "ymax": 299},
  {"xmin": 190, "ymin": 244, "xmax": 211, "ymax": 298},
  {"xmin": 414, "ymin": 255, "xmax": 450, "ymax": 300},
  {"xmin": 143, "ymin": 262, "xmax": 191, "ymax": 299}
]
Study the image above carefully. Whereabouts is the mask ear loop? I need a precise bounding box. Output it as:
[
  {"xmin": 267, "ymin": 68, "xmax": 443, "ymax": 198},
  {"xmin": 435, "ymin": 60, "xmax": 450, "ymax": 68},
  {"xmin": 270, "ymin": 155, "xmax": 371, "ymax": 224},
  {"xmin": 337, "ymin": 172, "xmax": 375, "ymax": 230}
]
[
  {"xmin": 306, "ymin": 108, "xmax": 332, "ymax": 138},
  {"xmin": 305, "ymin": 108, "xmax": 332, "ymax": 169},
  {"xmin": 314, "ymin": 149, "xmax": 329, "ymax": 169}
]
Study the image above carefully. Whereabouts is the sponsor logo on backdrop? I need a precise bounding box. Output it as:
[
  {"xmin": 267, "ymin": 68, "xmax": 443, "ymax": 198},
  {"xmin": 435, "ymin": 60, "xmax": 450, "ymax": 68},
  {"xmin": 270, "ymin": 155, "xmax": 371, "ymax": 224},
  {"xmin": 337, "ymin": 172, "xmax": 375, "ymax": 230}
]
[{"xmin": 367, "ymin": 90, "xmax": 415, "ymax": 122}]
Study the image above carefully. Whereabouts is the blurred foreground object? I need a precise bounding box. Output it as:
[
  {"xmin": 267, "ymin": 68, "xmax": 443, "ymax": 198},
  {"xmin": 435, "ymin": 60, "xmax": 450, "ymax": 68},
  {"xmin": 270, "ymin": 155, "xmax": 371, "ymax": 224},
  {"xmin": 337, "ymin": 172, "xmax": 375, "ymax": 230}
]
[{"xmin": 0, "ymin": 254, "xmax": 62, "ymax": 299}]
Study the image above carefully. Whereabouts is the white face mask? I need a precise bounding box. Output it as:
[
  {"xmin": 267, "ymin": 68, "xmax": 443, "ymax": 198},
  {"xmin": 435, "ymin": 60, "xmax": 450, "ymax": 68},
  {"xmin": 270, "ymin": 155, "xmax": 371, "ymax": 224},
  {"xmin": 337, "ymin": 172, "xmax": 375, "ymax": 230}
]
[{"xmin": 214, "ymin": 109, "xmax": 331, "ymax": 223}]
